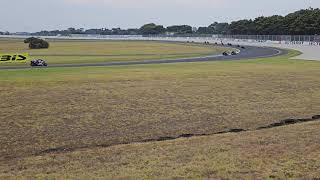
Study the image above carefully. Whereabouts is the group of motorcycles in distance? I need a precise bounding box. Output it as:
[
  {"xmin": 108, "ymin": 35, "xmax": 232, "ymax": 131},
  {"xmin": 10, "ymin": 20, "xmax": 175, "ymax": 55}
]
[
  {"xmin": 201, "ymin": 41, "xmax": 245, "ymax": 56},
  {"xmin": 217, "ymin": 42, "xmax": 245, "ymax": 56}
]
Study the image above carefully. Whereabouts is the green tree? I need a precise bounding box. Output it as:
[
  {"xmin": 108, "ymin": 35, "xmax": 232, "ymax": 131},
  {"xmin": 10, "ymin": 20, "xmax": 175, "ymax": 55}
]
[
  {"xmin": 139, "ymin": 23, "xmax": 165, "ymax": 35},
  {"xmin": 254, "ymin": 16, "xmax": 284, "ymax": 35},
  {"xmin": 229, "ymin": 19, "xmax": 255, "ymax": 34},
  {"xmin": 167, "ymin": 25, "xmax": 193, "ymax": 34},
  {"xmin": 283, "ymin": 8, "xmax": 320, "ymax": 35},
  {"xmin": 209, "ymin": 22, "xmax": 229, "ymax": 34},
  {"xmin": 196, "ymin": 27, "xmax": 214, "ymax": 34}
]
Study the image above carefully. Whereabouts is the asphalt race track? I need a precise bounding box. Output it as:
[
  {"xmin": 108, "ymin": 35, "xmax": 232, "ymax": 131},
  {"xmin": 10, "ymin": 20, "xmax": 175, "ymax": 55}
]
[{"xmin": 0, "ymin": 45, "xmax": 286, "ymax": 70}]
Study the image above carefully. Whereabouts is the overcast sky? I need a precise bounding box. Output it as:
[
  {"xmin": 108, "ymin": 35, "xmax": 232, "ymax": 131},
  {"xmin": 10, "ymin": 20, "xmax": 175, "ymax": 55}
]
[{"xmin": 1, "ymin": 0, "xmax": 319, "ymax": 32}]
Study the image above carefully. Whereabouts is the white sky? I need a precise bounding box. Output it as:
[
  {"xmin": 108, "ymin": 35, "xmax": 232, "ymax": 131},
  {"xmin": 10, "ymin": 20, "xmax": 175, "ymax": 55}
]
[{"xmin": 0, "ymin": 0, "xmax": 319, "ymax": 32}]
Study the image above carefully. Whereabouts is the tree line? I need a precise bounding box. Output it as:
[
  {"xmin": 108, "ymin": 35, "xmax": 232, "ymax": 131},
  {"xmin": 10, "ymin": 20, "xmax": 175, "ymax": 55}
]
[
  {"xmin": 29, "ymin": 8, "xmax": 320, "ymax": 36},
  {"xmin": 0, "ymin": 31, "xmax": 10, "ymax": 35}
]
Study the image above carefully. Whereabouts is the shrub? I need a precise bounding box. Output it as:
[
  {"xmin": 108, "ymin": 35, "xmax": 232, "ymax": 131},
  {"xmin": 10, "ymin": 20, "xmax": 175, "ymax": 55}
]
[{"xmin": 24, "ymin": 37, "xmax": 50, "ymax": 49}]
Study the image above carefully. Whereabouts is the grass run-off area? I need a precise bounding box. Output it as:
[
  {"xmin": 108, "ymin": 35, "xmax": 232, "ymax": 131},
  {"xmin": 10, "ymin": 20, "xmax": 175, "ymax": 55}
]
[
  {"xmin": 0, "ymin": 38, "xmax": 227, "ymax": 66},
  {"xmin": 0, "ymin": 50, "xmax": 320, "ymax": 179}
]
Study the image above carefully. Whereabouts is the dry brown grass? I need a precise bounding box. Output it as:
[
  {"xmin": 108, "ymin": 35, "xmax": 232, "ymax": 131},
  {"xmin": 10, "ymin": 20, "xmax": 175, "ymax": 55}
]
[
  {"xmin": 1, "ymin": 51, "xmax": 319, "ymax": 160},
  {"xmin": 1, "ymin": 121, "xmax": 319, "ymax": 179},
  {"xmin": 0, "ymin": 50, "xmax": 319, "ymax": 178}
]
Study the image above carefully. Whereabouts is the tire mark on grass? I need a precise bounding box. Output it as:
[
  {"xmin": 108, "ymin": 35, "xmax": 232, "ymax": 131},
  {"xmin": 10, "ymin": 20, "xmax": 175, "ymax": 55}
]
[{"xmin": 32, "ymin": 114, "xmax": 320, "ymax": 156}]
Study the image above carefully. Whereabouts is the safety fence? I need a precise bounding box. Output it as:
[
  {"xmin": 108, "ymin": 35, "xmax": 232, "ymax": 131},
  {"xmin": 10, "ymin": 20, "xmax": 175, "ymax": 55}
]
[
  {"xmin": 213, "ymin": 34, "xmax": 320, "ymax": 42},
  {"xmin": 143, "ymin": 34, "xmax": 320, "ymax": 45}
]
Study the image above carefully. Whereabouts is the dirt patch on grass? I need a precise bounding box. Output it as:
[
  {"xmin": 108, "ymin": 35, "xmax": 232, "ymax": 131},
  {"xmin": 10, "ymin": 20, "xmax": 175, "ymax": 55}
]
[{"xmin": 28, "ymin": 113, "xmax": 320, "ymax": 157}]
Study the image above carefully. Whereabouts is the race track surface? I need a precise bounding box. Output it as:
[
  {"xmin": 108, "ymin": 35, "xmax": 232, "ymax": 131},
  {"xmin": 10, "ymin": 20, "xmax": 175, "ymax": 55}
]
[{"xmin": 0, "ymin": 45, "xmax": 286, "ymax": 70}]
